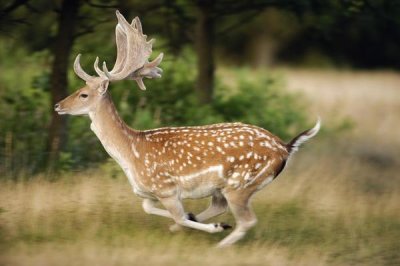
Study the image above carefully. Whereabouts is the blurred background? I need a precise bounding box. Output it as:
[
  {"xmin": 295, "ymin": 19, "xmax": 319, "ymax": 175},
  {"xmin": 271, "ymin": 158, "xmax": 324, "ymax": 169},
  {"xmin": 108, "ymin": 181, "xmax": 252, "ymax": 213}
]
[{"xmin": 0, "ymin": 0, "xmax": 399, "ymax": 265}]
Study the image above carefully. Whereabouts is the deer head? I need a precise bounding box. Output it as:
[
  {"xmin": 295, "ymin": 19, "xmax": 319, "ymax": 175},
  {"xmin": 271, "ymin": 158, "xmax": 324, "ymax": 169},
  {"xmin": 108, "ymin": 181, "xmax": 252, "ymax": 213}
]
[{"xmin": 55, "ymin": 10, "xmax": 163, "ymax": 116}]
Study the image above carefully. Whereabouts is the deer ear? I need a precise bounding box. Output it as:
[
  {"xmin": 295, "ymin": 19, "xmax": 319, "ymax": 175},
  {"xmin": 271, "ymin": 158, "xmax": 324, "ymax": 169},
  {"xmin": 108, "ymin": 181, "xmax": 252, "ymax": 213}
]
[{"xmin": 98, "ymin": 79, "xmax": 109, "ymax": 95}]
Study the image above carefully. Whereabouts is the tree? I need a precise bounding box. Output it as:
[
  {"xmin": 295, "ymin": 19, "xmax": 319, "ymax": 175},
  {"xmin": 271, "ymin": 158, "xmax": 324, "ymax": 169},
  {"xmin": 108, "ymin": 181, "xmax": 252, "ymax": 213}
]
[
  {"xmin": 45, "ymin": 0, "xmax": 80, "ymax": 170},
  {"xmin": 195, "ymin": 0, "xmax": 215, "ymax": 103},
  {"xmin": 0, "ymin": 0, "xmax": 118, "ymax": 170}
]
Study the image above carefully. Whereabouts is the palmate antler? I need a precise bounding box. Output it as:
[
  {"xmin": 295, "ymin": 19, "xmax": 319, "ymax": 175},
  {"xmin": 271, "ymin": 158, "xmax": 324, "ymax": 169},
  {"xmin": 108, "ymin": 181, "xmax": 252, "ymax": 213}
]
[{"xmin": 74, "ymin": 10, "xmax": 163, "ymax": 90}]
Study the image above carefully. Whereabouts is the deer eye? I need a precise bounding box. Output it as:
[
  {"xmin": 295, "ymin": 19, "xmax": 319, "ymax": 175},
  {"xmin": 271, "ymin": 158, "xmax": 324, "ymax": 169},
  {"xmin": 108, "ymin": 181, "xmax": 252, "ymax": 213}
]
[{"xmin": 80, "ymin": 94, "xmax": 88, "ymax": 99}]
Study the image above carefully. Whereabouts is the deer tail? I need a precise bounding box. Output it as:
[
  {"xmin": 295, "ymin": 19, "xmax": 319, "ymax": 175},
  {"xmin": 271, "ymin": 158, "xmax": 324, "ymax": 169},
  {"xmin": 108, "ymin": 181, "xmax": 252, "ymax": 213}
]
[{"xmin": 287, "ymin": 117, "xmax": 321, "ymax": 154}]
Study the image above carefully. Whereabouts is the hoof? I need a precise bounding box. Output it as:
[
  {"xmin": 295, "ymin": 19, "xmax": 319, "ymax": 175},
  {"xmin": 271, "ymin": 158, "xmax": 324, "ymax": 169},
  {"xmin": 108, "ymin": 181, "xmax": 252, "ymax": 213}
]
[
  {"xmin": 214, "ymin": 222, "xmax": 232, "ymax": 231},
  {"xmin": 220, "ymin": 223, "xmax": 232, "ymax": 230}
]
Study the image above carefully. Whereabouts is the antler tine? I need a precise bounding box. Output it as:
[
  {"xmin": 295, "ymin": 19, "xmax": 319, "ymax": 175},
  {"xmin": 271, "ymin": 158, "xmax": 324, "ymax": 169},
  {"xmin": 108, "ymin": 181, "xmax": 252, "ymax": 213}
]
[
  {"xmin": 135, "ymin": 78, "xmax": 146, "ymax": 91},
  {"xmin": 94, "ymin": 57, "xmax": 106, "ymax": 77},
  {"xmin": 102, "ymin": 61, "xmax": 112, "ymax": 79},
  {"xmin": 130, "ymin": 52, "xmax": 164, "ymax": 91},
  {"xmin": 146, "ymin": 52, "xmax": 163, "ymax": 70},
  {"xmin": 135, "ymin": 53, "xmax": 164, "ymax": 78},
  {"xmin": 74, "ymin": 54, "xmax": 92, "ymax": 81},
  {"xmin": 131, "ymin": 17, "xmax": 143, "ymax": 34},
  {"xmin": 115, "ymin": 10, "xmax": 132, "ymax": 33},
  {"xmin": 111, "ymin": 24, "xmax": 127, "ymax": 74}
]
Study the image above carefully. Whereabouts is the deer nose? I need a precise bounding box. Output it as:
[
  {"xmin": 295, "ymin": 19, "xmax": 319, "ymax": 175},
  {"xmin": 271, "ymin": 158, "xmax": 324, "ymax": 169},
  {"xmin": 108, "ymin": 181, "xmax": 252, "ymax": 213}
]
[{"xmin": 54, "ymin": 103, "xmax": 60, "ymax": 110}]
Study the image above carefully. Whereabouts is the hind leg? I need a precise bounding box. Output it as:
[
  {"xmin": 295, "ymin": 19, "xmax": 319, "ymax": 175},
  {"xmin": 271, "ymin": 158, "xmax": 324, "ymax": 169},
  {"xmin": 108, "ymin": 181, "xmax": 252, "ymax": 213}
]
[
  {"xmin": 217, "ymin": 190, "xmax": 257, "ymax": 247},
  {"xmin": 159, "ymin": 195, "xmax": 230, "ymax": 234},
  {"xmin": 170, "ymin": 191, "xmax": 228, "ymax": 232},
  {"xmin": 196, "ymin": 191, "xmax": 228, "ymax": 221}
]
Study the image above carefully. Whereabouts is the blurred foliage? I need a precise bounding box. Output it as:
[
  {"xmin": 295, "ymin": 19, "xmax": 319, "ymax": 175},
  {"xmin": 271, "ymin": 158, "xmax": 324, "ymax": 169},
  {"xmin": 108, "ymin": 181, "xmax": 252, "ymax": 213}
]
[
  {"xmin": 7, "ymin": 0, "xmax": 398, "ymax": 176},
  {"xmin": 0, "ymin": 41, "xmax": 51, "ymax": 175},
  {"xmin": 2, "ymin": 0, "xmax": 400, "ymax": 69},
  {"xmin": 0, "ymin": 47, "xmax": 307, "ymax": 178},
  {"xmin": 214, "ymin": 70, "xmax": 306, "ymax": 139},
  {"xmin": 275, "ymin": 0, "xmax": 400, "ymax": 68}
]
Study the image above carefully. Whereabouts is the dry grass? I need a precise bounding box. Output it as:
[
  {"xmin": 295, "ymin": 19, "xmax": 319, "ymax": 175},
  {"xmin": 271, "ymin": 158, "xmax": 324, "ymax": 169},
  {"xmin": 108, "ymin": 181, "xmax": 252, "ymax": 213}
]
[
  {"xmin": 0, "ymin": 171, "xmax": 334, "ymax": 266},
  {"xmin": 1, "ymin": 69, "xmax": 400, "ymax": 265},
  {"xmin": 282, "ymin": 69, "xmax": 400, "ymax": 145}
]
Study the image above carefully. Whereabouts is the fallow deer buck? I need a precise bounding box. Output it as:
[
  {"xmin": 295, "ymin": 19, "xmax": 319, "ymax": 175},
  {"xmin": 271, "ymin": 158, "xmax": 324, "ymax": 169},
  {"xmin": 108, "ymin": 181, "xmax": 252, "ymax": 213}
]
[{"xmin": 55, "ymin": 10, "xmax": 320, "ymax": 247}]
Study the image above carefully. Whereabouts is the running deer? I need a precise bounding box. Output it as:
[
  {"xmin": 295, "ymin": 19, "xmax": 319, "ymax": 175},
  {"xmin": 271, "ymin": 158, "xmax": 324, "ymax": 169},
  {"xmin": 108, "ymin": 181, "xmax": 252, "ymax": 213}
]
[{"xmin": 55, "ymin": 11, "xmax": 321, "ymax": 247}]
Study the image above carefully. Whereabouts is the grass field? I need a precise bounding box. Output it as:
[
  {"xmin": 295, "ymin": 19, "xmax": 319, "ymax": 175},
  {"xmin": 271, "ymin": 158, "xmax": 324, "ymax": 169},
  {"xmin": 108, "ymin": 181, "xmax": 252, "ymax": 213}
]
[{"xmin": 1, "ymin": 69, "xmax": 400, "ymax": 265}]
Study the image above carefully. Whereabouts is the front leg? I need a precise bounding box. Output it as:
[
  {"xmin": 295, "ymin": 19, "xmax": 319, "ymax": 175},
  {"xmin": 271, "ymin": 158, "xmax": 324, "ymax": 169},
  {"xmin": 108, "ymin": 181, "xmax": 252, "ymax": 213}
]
[
  {"xmin": 142, "ymin": 198, "xmax": 198, "ymax": 223},
  {"xmin": 142, "ymin": 198, "xmax": 173, "ymax": 219}
]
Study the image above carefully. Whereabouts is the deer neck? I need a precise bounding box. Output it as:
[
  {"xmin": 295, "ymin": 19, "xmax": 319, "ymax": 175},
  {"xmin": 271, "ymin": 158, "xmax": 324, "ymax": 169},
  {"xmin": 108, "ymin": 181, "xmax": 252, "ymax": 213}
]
[
  {"xmin": 88, "ymin": 93, "xmax": 150, "ymax": 196},
  {"xmin": 88, "ymin": 93, "xmax": 138, "ymax": 166}
]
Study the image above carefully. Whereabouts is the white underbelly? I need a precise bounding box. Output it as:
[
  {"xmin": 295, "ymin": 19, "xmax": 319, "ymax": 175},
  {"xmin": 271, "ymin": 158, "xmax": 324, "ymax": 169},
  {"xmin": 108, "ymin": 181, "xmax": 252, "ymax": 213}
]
[
  {"xmin": 175, "ymin": 165, "xmax": 226, "ymax": 199},
  {"xmin": 180, "ymin": 181, "xmax": 218, "ymax": 199}
]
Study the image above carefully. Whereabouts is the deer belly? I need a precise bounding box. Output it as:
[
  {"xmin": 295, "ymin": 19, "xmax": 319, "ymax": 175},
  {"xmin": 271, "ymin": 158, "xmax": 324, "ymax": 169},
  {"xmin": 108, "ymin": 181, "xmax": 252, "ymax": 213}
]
[{"xmin": 175, "ymin": 165, "xmax": 226, "ymax": 199}]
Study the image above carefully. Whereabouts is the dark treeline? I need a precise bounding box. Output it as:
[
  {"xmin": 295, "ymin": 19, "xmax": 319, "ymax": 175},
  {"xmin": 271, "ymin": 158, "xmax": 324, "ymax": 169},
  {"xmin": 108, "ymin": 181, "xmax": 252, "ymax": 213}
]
[{"xmin": 0, "ymin": 0, "xmax": 398, "ymax": 174}]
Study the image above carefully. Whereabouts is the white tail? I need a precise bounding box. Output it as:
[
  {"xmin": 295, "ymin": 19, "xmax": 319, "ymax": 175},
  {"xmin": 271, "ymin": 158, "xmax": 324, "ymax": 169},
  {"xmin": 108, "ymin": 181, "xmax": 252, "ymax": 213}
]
[
  {"xmin": 287, "ymin": 118, "xmax": 321, "ymax": 154},
  {"xmin": 54, "ymin": 11, "xmax": 320, "ymax": 247}
]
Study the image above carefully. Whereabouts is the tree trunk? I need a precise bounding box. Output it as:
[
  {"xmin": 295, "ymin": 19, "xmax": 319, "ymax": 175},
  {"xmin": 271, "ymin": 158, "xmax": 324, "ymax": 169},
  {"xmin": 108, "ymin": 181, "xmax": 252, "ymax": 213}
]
[
  {"xmin": 46, "ymin": 0, "xmax": 79, "ymax": 170},
  {"xmin": 195, "ymin": 0, "xmax": 215, "ymax": 104}
]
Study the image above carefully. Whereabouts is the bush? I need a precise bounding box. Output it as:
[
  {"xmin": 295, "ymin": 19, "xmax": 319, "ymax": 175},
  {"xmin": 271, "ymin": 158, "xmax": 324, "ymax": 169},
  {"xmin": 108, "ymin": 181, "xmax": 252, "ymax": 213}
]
[
  {"xmin": 0, "ymin": 43, "xmax": 51, "ymax": 177},
  {"xmin": 213, "ymin": 69, "xmax": 307, "ymax": 140}
]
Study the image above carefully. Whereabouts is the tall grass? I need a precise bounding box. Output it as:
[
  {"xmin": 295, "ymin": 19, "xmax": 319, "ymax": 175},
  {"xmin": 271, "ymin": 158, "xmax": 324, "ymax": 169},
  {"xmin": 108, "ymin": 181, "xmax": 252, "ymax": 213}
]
[{"xmin": 1, "ymin": 145, "xmax": 399, "ymax": 265}]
